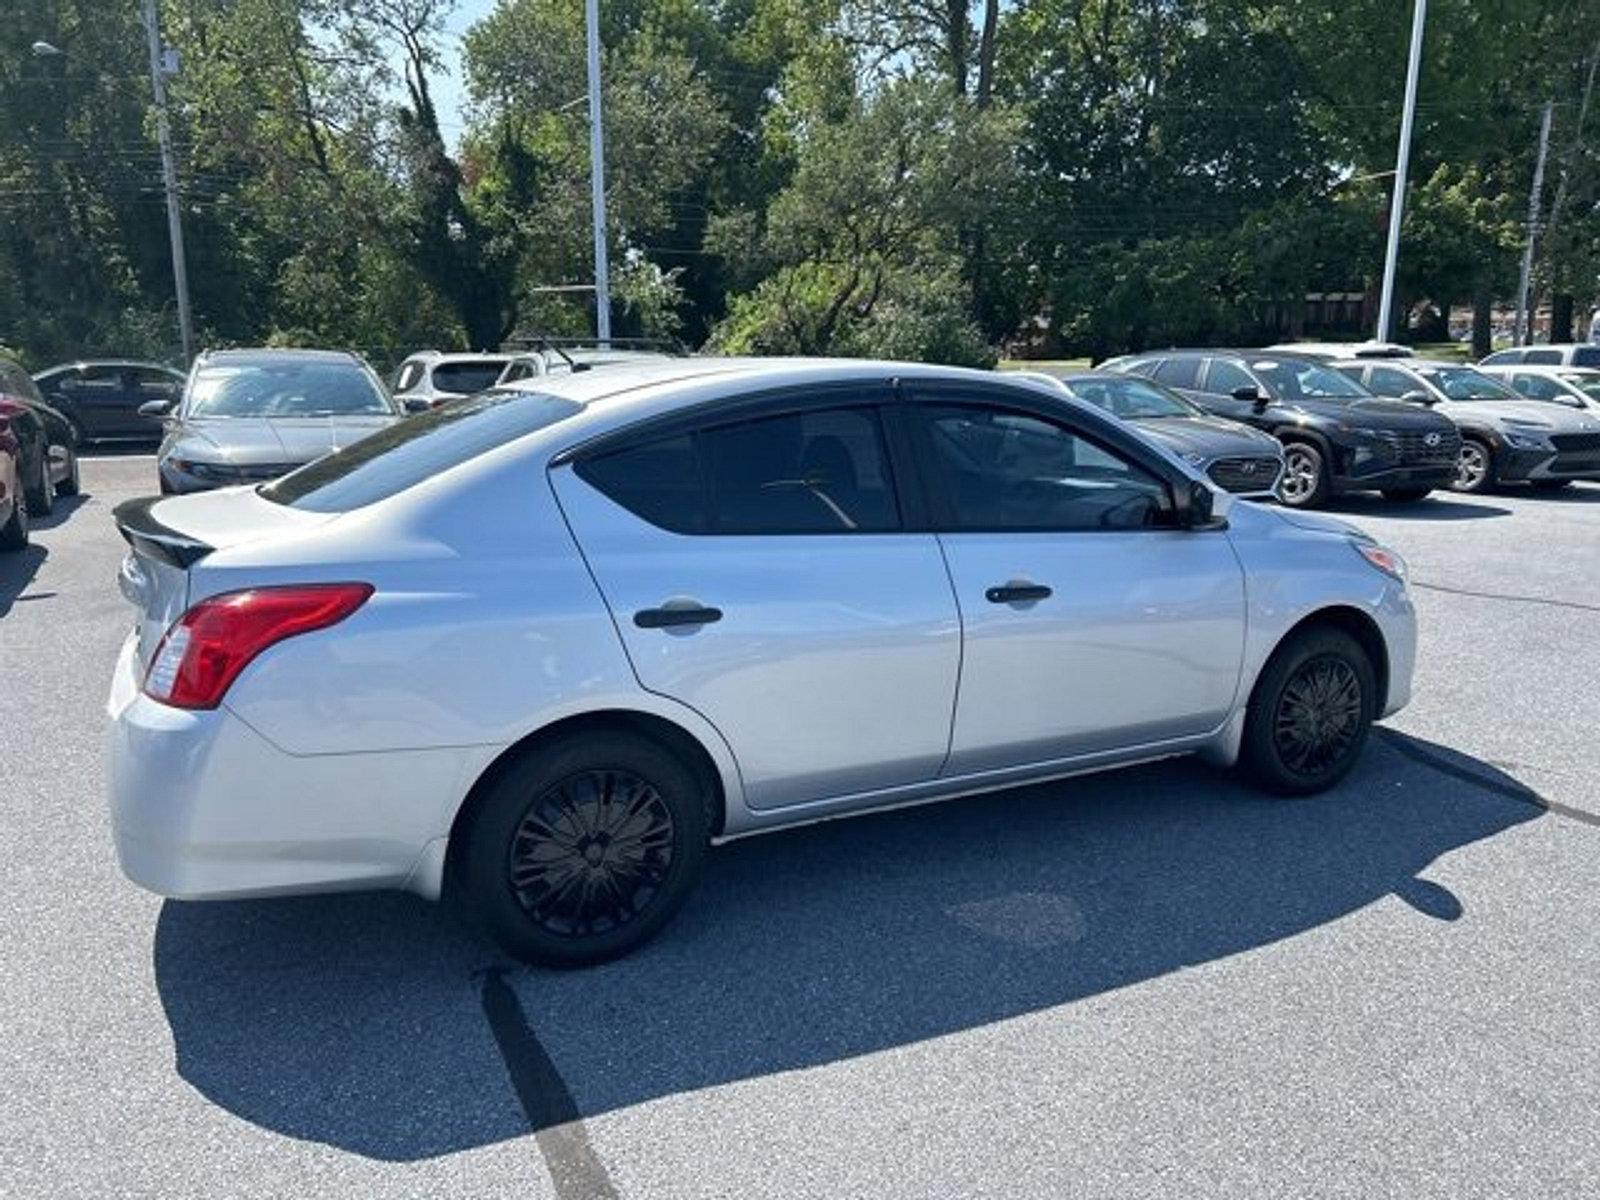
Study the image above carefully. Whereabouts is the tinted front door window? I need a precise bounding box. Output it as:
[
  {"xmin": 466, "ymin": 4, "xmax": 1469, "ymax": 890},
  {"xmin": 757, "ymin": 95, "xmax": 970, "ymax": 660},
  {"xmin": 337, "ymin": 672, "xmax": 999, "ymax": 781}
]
[
  {"xmin": 1151, "ymin": 358, "xmax": 1201, "ymax": 388},
  {"xmin": 917, "ymin": 405, "xmax": 1167, "ymax": 530},
  {"xmin": 1203, "ymin": 359, "xmax": 1257, "ymax": 398}
]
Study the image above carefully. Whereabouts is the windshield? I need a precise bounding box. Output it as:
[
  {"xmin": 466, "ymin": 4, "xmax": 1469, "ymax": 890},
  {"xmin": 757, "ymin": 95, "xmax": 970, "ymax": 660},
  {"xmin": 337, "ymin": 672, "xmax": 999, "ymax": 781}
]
[
  {"xmin": 261, "ymin": 388, "xmax": 582, "ymax": 512},
  {"xmin": 187, "ymin": 360, "xmax": 393, "ymax": 418},
  {"xmin": 432, "ymin": 361, "xmax": 510, "ymax": 395},
  {"xmin": 1064, "ymin": 376, "xmax": 1199, "ymax": 419},
  {"xmin": 1559, "ymin": 373, "xmax": 1600, "ymax": 400},
  {"xmin": 1416, "ymin": 365, "xmax": 1519, "ymax": 401},
  {"xmin": 1247, "ymin": 358, "xmax": 1369, "ymax": 402}
]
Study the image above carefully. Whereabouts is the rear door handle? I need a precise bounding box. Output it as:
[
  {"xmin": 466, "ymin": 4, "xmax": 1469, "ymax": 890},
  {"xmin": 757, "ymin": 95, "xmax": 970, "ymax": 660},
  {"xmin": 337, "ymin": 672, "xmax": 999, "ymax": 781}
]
[
  {"xmin": 985, "ymin": 582, "xmax": 1052, "ymax": 604},
  {"xmin": 633, "ymin": 604, "xmax": 723, "ymax": 629}
]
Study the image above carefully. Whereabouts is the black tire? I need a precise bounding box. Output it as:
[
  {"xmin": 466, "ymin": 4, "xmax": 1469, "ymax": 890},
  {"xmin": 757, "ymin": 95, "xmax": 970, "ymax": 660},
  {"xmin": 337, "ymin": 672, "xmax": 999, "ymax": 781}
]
[
  {"xmin": 456, "ymin": 731, "xmax": 711, "ymax": 967},
  {"xmin": 1240, "ymin": 626, "xmax": 1377, "ymax": 796},
  {"xmin": 1530, "ymin": 479, "xmax": 1572, "ymax": 491},
  {"xmin": 24, "ymin": 452, "xmax": 53, "ymax": 517},
  {"xmin": 55, "ymin": 444, "xmax": 81, "ymax": 497},
  {"xmin": 1277, "ymin": 440, "xmax": 1330, "ymax": 508},
  {"xmin": 0, "ymin": 494, "xmax": 26, "ymax": 551},
  {"xmin": 1451, "ymin": 437, "xmax": 1495, "ymax": 493},
  {"xmin": 1381, "ymin": 486, "xmax": 1432, "ymax": 502}
]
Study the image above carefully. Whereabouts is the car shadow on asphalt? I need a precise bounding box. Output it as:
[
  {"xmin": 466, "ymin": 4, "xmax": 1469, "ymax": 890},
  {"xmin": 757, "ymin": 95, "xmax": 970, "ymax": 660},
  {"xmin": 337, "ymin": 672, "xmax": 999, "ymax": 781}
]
[
  {"xmin": 0, "ymin": 543, "xmax": 48, "ymax": 617},
  {"xmin": 1320, "ymin": 496, "xmax": 1512, "ymax": 521},
  {"xmin": 31, "ymin": 494, "xmax": 89, "ymax": 531},
  {"xmin": 152, "ymin": 730, "xmax": 1542, "ymax": 1161}
]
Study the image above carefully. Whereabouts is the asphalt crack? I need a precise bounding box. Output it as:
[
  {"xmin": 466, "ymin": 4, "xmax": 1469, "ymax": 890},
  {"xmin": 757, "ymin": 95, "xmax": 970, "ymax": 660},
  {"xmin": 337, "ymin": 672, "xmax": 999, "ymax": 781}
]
[{"xmin": 1411, "ymin": 579, "xmax": 1600, "ymax": 614}]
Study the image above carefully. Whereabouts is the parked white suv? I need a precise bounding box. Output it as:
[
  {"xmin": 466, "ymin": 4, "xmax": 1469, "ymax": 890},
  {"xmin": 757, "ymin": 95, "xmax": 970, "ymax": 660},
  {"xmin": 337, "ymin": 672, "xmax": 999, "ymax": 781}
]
[
  {"xmin": 1479, "ymin": 344, "xmax": 1600, "ymax": 369},
  {"xmin": 392, "ymin": 351, "xmax": 512, "ymax": 408},
  {"xmin": 108, "ymin": 358, "xmax": 1416, "ymax": 965}
]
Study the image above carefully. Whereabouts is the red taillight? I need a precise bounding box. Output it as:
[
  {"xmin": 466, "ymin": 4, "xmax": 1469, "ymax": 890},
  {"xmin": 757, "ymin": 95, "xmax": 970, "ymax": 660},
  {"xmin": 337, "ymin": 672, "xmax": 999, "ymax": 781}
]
[{"xmin": 143, "ymin": 583, "xmax": 373, "ymax": 709}]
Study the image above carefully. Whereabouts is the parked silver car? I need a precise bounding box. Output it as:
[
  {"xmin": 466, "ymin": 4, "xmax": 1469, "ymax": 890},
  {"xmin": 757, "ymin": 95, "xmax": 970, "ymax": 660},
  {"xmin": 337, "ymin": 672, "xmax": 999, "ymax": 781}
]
[
  {"xmin": 1477, "ymin": 364, "xmax": 1600, "ymax": 413},
  {"xmin": 1334, "ymin": 358, "xmax": 1600, "ymax": 492},
  {"xmin": 110, "ymin": 358, "xmax": 1416, "ymax": 966},
  {"xmin": 149, "ymin": 348, "xmax": 404, "ymax": 493}
]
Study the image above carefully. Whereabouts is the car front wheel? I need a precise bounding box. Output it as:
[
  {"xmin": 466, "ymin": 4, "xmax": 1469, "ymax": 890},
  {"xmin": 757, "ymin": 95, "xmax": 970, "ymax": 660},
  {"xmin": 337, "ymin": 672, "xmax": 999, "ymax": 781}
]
[
  {"xmin": 1452, "ymin": 438, "xmax": 1495, "ymax": 493},
  {"xmin": 456, "ymin": 731, "xmax": 711, "ymax": 967},
  {"xmin": 55, "ymin": 444, "xmax": 81, "ymax": 497},
  {"xmin": 0, "ymin": 494, "xmax": 26, "ymax": 551},
  {"xmin": 1277, "ymin": 441, "xmax": 1329, "ymax": 508},
  {"xmin": 24, "ymin": 453, "xmax": 53, "ymax": 516},
  {"xmin": 1240, "ymin": 626, "xmax": 1377, "ymax": 796}
]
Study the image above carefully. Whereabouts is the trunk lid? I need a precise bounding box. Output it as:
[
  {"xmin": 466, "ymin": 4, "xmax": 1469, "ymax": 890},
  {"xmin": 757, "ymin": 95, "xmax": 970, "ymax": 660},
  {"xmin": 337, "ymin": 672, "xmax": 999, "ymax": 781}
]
[{"xmin": 113, "ymin": 489, "xmax": 337, "ymax": 666}]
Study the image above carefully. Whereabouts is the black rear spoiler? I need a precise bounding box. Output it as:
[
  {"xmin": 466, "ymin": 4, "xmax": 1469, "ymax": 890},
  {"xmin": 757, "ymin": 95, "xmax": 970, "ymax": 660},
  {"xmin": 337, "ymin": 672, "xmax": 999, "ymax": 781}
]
[{"xmin": 112, "ymin": 497, "xmax": 214, "ymax": 569}]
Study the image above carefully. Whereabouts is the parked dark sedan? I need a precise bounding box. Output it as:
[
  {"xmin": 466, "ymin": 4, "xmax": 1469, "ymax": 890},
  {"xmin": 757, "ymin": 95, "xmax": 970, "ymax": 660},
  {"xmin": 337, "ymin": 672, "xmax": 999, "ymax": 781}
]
[
  {"xmin": 32, "ymin": 360, "xmax": 184, "ymax": 444},
  {"xmin": 1106, "ymin": 350, "xmax": 1460, "ymax": 506},
  {"xmin": 0, "ymin": 355, "xmax": 81, "ymax": 524},
  {"xmin": 148, "ymin": 348, "xmax": 403, "ymax": 493},
  {"xmin": 1023, "ymin": 368, "xmax": 1285, "ymax": 499}
]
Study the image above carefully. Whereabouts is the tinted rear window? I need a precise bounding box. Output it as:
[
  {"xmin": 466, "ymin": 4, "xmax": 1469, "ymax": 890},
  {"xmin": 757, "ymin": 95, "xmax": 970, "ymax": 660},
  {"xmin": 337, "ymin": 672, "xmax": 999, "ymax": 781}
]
[
  {"xmin": 261, "ymin": 389, "xmax": 581, "ymax": 512},
  {"xmin": 1573, "ymin": 347, "xmax": 1600, "ymax": 368},
  {"xmin": 432, "ymin": 361, "xmax": 510, "ymax": 395}
]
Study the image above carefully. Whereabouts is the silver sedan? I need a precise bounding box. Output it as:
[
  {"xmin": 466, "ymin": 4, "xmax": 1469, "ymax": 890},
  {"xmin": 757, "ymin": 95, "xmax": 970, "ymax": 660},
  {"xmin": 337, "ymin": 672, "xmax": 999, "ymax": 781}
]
[{"xmin": 108, "ymin": 358, "xmax": 1417, "ymax": 965}]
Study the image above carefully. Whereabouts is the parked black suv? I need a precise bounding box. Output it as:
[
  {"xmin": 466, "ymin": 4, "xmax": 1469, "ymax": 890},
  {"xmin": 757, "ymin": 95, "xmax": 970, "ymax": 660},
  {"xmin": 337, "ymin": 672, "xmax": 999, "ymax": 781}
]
[{"xmin": 1107, "ymin": 350, "xmax": 1460, "ymax": 506}]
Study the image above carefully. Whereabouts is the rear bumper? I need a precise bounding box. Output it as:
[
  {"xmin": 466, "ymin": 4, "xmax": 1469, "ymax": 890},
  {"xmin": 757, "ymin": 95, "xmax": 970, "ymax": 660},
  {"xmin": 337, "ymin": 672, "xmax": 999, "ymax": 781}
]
[{"xmin": 106, "ymin": 634, "xmax": 470, "ymax": 901}]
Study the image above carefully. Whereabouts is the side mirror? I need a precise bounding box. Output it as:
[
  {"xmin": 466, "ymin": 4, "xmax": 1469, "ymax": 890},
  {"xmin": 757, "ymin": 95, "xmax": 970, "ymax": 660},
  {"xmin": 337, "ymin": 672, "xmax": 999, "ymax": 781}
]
[
  {"xmin": 1178, "ymin": 478, "xmax": 1226, "ymax": 530},
  {"xmin": 137, "ymin": 398, "xmax": 173, "ymax": 419},
  {"xmin": 1400, "ymin": 389, "xmax": 1436, "ymax": 405},
  {"xmin": 401, "ymin": 396, "xmax": 431, "ymax": 414}
]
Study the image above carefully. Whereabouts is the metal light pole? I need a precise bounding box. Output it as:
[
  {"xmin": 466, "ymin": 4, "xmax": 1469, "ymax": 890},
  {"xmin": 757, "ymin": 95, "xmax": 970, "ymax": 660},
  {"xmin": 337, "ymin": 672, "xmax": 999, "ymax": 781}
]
[
  {"xmin": 1376, "ymin": 0, "xmax": 1427, "ymax": 342},
  {"xmin": 1512, "ymin": 100, "xmax": 1554, "ymax": 347},
  {"xmin": 584, "ymin": 0, "xmax": 611, "ymax": 344},
  {"xmin": 141, "ymin": 0, "xmax": 194, "ymax": 363}
]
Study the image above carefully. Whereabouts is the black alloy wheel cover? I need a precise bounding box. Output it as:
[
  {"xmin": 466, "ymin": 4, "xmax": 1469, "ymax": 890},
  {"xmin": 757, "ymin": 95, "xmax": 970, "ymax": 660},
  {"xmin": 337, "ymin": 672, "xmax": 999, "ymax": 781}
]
[
  {"xmin": 1271, "ymin": 653, "xmax": 1364, "ymax": 779},
  {"xmin": 507, "ymin": 769, "xmax": 677, "ymax": 939}
]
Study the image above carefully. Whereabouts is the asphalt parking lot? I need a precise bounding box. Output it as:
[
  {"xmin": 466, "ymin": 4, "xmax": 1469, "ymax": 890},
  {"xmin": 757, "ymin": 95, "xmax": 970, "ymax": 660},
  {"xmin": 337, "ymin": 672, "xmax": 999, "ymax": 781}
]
[{"xmin": 3, "ymin": 458, "xmax": 1599, "ymax": 1200}]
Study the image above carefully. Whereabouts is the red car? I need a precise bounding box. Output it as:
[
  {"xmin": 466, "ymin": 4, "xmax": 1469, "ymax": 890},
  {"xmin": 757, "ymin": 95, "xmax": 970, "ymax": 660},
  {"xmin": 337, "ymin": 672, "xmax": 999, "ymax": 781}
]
[{"xmin": 1, "ymin": 356, "xmax": 81, "ymax": 551}]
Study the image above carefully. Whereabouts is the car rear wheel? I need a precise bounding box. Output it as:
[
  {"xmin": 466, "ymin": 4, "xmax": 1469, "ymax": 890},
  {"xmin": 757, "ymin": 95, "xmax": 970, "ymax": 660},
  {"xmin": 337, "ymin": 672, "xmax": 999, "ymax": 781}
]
[
  {"xmin": 24, "ymin": 453, "xmax": 53, "ymax": 517},
  {"xmin": 457, "ymin": 731, "xmax": 710, "ymax": 967},
  {"xmin": 1240, "ymin": 627, "xmax": 1376, "ymax": 796},
  {"xmin": 1452, "ymin": 438, "xmax": 1494, "ymax": 493},
  {"xmin": 1380, "ymin": 486, "xmax": 1432, "ymax": 502},
  {"xmin": 0, "ymin": 494, "xmax": 27, "ymax": 551},
  {"xmin": 1277, "ymin": 441, "xmax": 1329, "ymax": 508}
]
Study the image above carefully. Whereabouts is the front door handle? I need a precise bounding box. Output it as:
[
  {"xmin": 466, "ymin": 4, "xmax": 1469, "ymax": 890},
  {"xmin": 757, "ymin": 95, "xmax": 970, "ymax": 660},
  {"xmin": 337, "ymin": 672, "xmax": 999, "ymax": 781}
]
[
  {"xmin": 985, "ymin": 581, "xmax": 1052, "ymax": 604},
  {"xmin": 634, "ymin": 604, "xmax": 723, "ymax": 629}
]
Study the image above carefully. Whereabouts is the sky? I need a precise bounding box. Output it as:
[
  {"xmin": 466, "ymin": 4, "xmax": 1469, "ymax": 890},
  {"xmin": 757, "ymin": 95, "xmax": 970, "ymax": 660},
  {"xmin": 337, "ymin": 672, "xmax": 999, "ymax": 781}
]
[{"xmin": 433, "ymin": 0, "xmax": 499, "ymax": 148}]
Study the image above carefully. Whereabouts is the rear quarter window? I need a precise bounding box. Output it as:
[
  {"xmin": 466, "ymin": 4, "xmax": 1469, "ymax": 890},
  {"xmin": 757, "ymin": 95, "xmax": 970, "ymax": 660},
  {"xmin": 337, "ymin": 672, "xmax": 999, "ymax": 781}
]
[
  {"xmin": 262, "ymin": 389, "xmax": 582, "ymax": 512},
  {"xmin": 1572, "ymin": 347, "xmax": 1600, "ymax": 368}
]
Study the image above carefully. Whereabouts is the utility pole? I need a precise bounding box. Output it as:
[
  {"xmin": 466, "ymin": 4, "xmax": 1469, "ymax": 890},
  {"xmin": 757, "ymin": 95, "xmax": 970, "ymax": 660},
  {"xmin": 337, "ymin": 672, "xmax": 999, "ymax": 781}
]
[
  {"xmin": 142, "ymin": 0, "xmax": 193, "ymax": 363},
  {"xmin": 584, "ymin": 0, "xmax": 610, "ymax": 345},
  {"xmin": 1376, "ymin": 0, "xmax": 1427, "ymax": 342},
  {"xmin": 1513, "ymin": 100, "xmax": 1555, "ymax": 347}
]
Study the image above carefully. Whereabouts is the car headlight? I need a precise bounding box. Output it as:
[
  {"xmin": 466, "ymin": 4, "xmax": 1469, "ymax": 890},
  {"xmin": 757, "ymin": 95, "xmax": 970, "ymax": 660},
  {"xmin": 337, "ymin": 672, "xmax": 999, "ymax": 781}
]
[
  {"xmin": 1352, "ymin": 538, "xmax": 1407, "ymax": 582},
  {"xmin": 1501, "ymin": 426, "xmax": 1553, "ymax": 450},
  {"xmin": 167, "ymin": 458, "xmax": 238, "ymax": 482}
]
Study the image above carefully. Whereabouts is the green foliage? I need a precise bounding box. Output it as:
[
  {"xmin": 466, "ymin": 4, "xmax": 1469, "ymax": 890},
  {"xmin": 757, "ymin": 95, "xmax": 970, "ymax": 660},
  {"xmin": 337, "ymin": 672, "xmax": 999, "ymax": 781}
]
[{"xmin": 1, "ymin": 0, "xmax": 1598, "ymax": 369}]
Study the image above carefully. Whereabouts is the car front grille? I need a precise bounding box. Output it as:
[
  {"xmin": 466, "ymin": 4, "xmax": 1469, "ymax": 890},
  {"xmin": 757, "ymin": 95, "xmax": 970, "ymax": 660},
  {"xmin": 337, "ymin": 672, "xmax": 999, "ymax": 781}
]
[
  {"xmin": 1551, "ymin": 432, "xmax": 1600, "ymax": 453},
  {"xmin": 1378, "ymin": 428, "xmax": 1461, "ymax": 465},
  {"xmin": 1207, "ymin": 456, "xmax": 1283, "ymax": 493}
]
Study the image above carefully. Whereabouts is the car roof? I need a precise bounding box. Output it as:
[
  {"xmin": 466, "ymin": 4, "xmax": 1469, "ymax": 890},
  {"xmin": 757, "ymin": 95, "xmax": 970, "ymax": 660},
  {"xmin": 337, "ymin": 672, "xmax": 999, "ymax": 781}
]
[
  {"xmin": 1154, "ymin": 348, "xmax": 1329, "ymax": 364},
  {"xmin": 1268, "ymin": 341, "xmax": 1412, "ymax": 358},
  {"xmin": 197, "ymin": 348, "xmax": 363, "ymax": 366},
  {"xmin": 405, "ymin": 350, "xmax": 511, "ymax": 363},
  {"xmin": 1479, "ymin": 362, "xmax": 1600, "ymax": 376}
]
